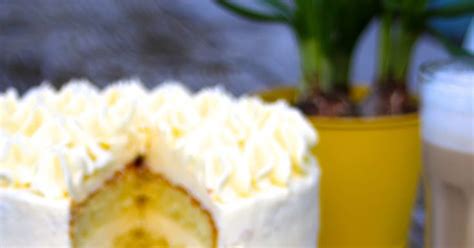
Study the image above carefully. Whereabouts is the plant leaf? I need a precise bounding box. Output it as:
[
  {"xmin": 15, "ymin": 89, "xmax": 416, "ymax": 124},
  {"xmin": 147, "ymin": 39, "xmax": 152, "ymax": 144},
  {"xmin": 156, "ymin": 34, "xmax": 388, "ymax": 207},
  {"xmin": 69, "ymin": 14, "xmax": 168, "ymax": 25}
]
[
  {"xmin": 383, "ymin": 0, "xmax": 428, "ymax": 14},
  {"xmin": 424, "ymin": 1, "xmax": 474, "ymax": 18},
  {"xmin": 256, "ymin": 0, "xmax": 293, "ymax": 20},
  {"xmin": 215, "ymin": 0, "xmax": 288, "ymax": 23},
  {"xmin": 427, "ymin": 27, "xmax": 474, "ymax": 57}
]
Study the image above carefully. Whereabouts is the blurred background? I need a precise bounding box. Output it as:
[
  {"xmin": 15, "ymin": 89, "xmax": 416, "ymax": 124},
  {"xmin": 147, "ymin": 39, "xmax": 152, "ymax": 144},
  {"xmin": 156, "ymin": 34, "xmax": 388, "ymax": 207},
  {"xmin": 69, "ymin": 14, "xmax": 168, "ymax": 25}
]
[
  {"xmin": 1, "ymin": 0, "xmax": 471, "ymax": 94},
  {"xmin": 0, "ymin": 1, "xmax": 472, "ymax": 247}
]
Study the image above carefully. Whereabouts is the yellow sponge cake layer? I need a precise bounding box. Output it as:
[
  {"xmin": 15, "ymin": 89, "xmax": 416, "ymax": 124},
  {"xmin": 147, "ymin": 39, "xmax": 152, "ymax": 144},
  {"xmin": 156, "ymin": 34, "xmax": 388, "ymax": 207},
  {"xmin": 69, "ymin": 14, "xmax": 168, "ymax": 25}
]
[{"xmin": 71, "ymin": 161, "xmax": 216, "ymax": 248}]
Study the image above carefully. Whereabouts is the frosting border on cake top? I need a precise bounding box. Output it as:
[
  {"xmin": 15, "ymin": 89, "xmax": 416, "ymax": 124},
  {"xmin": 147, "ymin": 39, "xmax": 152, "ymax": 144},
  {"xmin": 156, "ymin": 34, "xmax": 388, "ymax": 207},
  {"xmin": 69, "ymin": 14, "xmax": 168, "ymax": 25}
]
[{"xmin": 0, "ymin": 79, "xmax": 318, "ymax": 204}]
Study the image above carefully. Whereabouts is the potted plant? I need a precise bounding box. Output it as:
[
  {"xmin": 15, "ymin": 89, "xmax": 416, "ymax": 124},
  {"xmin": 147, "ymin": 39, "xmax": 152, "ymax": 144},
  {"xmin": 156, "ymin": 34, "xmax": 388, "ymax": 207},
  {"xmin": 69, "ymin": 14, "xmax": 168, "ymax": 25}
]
[
  {"xmin": 216, "ymin": 0, "xmax": 473, "ymax": 247},
  {"xmin": 362, "ymin": 0, "xmax": 474, "ymax": 115},
  {"xmin": 217, "ymin": 0, "xmax": 379, "ymax": 116}
]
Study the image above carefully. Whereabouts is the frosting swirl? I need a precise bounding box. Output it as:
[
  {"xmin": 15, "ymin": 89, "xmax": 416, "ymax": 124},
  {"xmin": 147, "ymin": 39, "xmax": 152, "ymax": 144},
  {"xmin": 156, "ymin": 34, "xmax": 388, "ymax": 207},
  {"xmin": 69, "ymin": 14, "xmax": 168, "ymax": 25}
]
[{"xmin": 0, "ymin": 80, "xmax": 318, "ymax": 202}]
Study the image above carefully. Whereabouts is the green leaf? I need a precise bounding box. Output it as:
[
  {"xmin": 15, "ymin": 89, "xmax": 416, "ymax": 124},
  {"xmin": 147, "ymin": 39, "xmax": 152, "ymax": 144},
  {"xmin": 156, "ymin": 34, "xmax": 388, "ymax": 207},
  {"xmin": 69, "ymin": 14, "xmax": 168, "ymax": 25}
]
[
  {"xmin": 383, "ymin": 0, "xmax": 428, "ymax": 14},
  {"xmin": 256, "ymin": 0, "xmax": 293, "ymax": 20},
  {"xmin": 216, "ymin": 0, "xmax": 381, "ymax": 94},
  {"xmin": 292, "ymin": 0, "xmax": 380, "ymax": 92},
  {"xmin": 424, "ymin": 1, "xmax": 474, "ymax": 18},
  {"xmin": 427, "ymin": 27, "xmax": 474, "ymax": 57},
  {"xmin": 215, "ymin": 0, "xmax": 288, "ymax": 23}
]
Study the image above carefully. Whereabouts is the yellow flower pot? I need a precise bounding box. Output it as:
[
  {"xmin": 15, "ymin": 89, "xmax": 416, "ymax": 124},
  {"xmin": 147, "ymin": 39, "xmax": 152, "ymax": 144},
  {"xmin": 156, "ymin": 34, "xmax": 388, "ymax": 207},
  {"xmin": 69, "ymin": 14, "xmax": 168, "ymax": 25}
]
[{"xmin": 259, "ymin": 87, "xmax": 421, "ymax": 248}]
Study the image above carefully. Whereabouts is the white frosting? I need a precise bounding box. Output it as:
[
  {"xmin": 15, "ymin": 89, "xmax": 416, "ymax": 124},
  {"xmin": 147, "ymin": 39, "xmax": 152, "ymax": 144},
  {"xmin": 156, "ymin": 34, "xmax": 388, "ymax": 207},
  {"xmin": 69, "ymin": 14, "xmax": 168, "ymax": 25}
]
[
  {"xmin": 421, "ymin": 62, "xmax": 474, "ymax": 154},
  {"xmin": 0, "ymin": 79, "xmax": 320, "ymax": 247},
  {"xmin": 215, "ymin": 165, "xmax": 319, "ymax": 247},
  {"xmin": 0, "ymin": 79, "xmax": 317, "ymax": 202},
  {"xmin": 0, "ymin": 169, "xmax": 319, "ymax": 248},
  {"xmin": 0, "ymin": 189, "xmax": 71, "ymax": 247}
]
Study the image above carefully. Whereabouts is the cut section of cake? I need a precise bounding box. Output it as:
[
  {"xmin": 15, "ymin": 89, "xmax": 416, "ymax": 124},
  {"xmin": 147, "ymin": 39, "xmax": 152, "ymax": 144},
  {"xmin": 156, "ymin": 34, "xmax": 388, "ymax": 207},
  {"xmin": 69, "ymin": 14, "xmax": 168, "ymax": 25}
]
[
  {"xmin": 70, "ymin": 161, "xmax": 216, "ymax": 248},
  {"xmin": 0, "ymin": 80, "xmax": 320, "ymax": 247}
]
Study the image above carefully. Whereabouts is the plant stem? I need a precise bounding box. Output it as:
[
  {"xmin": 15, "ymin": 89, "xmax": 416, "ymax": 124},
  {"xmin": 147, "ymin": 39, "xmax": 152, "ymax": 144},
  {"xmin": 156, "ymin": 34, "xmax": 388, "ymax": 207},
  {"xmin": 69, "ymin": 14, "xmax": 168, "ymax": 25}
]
[
  {"xmin": 298, "ymin": 38, "xmax": 319, "ymax": 93},
  {"xmin": 378, "ymin": 14, "xmax": 418, "ymax": 86},
  {"xmin": 298, "ymin": 36, "xmax": 351, "ymax": 95},
  {"xmin": 379, "ymin": 14, "xmax": 393, "ymax": 82}
]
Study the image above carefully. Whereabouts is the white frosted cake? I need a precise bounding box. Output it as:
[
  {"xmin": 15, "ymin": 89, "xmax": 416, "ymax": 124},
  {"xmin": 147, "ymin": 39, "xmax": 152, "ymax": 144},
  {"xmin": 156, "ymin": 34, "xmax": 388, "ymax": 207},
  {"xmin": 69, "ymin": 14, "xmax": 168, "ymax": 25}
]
[{"xmin": 0, "ymin": 80, "xmax": 320, "ymax": 247}]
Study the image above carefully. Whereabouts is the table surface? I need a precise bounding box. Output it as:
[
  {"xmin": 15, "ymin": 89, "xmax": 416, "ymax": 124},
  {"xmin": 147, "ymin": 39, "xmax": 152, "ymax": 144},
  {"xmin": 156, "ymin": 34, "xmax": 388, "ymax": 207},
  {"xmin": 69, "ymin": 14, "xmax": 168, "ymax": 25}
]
[{"xmin": 0, "ymin": 1, "xmax": 429, "ymax": 247}]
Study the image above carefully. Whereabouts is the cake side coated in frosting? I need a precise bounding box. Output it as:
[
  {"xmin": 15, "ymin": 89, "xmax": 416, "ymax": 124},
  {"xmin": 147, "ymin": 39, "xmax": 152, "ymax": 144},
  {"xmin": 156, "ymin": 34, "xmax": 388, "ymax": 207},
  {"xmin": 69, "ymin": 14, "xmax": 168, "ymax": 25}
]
[{"xmin": 0, "ymin": 79, "xmax": 320, "ymax": 247}]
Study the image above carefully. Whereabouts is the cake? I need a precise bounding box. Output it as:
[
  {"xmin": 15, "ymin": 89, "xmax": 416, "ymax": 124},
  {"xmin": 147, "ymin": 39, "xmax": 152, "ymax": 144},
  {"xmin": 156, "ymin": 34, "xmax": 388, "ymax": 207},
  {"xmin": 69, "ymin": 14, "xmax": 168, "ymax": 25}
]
[{"xmin": 0, "ymin": 80, "xmax": 320, "ymax": 247}]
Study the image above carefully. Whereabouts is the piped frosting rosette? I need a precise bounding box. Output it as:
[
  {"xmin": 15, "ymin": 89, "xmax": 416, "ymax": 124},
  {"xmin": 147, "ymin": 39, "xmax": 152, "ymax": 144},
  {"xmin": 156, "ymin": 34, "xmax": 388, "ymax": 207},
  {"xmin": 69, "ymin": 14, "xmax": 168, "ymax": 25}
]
[{"xmin": 0, "ymin": 79, "xmax": 318, "ymax": 203}]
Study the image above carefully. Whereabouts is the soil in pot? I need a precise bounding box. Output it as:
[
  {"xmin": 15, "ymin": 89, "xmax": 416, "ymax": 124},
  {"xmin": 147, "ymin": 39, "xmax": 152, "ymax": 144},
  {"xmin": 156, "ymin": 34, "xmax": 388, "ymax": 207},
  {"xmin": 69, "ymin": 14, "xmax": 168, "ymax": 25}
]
[
  {"xmin": 295, "ymin": 88, "xmax": 355, "ymax": 117},
  {"xmin": 360, "ymin": 81, "xmax": 418, "ymax": 116},
  {"xmin": 294, "ymin": 83, "xmax": 418, "ymax": 117}
]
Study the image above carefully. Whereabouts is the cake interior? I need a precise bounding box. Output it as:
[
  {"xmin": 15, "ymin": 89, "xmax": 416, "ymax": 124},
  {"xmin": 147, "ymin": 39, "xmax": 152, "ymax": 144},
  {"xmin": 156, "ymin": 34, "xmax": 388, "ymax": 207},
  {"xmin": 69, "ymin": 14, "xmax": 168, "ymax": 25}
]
[{"xmin": 69, "ymin": 161, "xmax": 216, "ymax": 248}]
